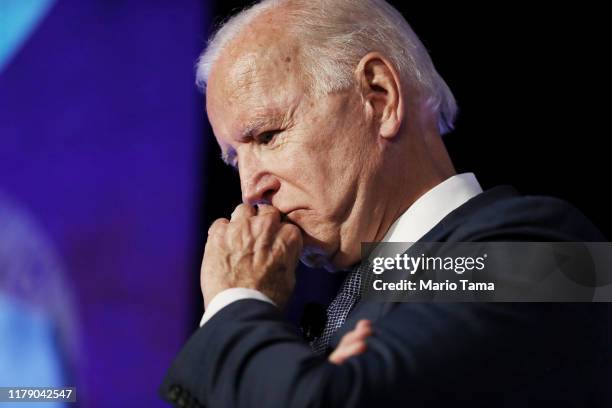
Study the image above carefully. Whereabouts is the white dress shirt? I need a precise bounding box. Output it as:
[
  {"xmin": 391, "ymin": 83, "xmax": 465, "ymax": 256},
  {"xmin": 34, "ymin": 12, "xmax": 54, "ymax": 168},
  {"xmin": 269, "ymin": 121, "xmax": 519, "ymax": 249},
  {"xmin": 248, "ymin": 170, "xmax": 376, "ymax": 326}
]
[{"xmin": 200, "ymin": 172, "xmax": 483, "ymax": 326}]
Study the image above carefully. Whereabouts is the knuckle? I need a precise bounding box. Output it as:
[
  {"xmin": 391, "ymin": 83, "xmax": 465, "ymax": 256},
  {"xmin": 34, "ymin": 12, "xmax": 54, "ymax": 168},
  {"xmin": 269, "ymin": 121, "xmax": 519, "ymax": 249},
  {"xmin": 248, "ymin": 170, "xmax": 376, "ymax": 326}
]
[
  {"xmin": 231, "ymin": 203, "xmax": 254, "ymax": 219},
  {"xmin": 262, "ymin": 214, "xmax": 278, "ymax": 228},
  {"xmin": 260, "ymin": 210, "xmax": 280, "ymax": 224},
  {"xmin": 253, "ymin": 214, "xmax": 278, "ymax": 233},
  {"xmin": 238, "ymin": 203, "xmax": 254, "ymax": 213},
  {"xmin": 208, "ymin": 218, "xmax": 228, "ymax": 235},
  {"xmin": 257, "ymin": 203, "xmax": 277, "ymax": 212}
]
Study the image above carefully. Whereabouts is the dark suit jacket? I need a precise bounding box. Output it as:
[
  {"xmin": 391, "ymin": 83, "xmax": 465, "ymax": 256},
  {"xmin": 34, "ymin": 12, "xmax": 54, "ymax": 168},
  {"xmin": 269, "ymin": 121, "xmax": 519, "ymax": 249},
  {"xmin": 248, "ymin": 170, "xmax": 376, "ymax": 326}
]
[{"xmin": 160, "ymin": 186, "xmax": 612, "ymax": 407}]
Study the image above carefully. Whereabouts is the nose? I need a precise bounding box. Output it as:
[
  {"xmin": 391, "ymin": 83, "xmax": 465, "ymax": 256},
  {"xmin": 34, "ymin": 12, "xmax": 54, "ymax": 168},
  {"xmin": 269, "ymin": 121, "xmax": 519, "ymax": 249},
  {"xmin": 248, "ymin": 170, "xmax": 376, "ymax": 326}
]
[{"xmin": 239, "ymin": 155, "xmax": 280, "ymax": 205}]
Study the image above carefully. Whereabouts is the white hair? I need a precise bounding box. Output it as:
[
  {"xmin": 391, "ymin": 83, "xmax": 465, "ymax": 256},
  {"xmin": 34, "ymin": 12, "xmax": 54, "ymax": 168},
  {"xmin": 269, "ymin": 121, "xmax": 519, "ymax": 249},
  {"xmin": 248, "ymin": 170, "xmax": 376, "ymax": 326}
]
[{"xmin": 196, "ymin": 0, "xmax": 458, "ymax": 134}]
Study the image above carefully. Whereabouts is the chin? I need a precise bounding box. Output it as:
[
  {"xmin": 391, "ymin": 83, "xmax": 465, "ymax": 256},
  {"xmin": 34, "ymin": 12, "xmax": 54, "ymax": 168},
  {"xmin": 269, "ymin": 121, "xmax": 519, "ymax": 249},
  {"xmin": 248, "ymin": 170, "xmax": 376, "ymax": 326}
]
[{"xmin": 294, "ymin": 220, "xmax": 348, "ymax": 272}]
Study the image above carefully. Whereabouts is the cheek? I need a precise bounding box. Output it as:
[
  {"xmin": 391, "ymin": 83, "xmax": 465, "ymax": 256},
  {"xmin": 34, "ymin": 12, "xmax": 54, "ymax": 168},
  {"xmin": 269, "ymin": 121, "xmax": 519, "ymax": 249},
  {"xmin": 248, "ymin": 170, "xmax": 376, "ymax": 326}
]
[
  {"xmin": 286, "ymin": 97, "xmax": 365, "ymax": 210},
  {"xmin": 291, "ymin": 140, "xmax": 360, "ymax": 214},
  {"xmin": 279, "ymin": 139, "xmax": 335, "ymax": 191}
]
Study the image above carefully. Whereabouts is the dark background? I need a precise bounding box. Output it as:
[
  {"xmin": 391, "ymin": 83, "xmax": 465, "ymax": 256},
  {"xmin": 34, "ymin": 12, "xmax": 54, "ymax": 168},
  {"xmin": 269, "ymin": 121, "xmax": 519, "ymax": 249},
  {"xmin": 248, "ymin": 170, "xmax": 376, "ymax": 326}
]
[{"xmin": 196, "ymin": 1, "xmax": 611, "ymax": 322}]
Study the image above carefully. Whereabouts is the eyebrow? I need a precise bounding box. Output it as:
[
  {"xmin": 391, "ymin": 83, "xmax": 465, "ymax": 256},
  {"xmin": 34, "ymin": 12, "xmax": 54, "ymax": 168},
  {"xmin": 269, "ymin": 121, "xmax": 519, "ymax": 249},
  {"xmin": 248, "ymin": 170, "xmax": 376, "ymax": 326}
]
[
  {"xmin": 240, "ymin": 112, "xmax": 283, "ymax": 140},
  {"xmin": 219, "ymin": 112, "xmax": 285, "ymax": 167}
]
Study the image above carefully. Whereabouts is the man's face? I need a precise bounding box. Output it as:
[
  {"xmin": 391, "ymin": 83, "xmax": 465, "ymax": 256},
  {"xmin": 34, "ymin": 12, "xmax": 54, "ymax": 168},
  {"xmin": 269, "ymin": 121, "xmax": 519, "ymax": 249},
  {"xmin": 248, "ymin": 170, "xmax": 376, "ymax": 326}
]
[{"xmin": 206, "ymin": 30, "xmax": 379, "ymax": 270}]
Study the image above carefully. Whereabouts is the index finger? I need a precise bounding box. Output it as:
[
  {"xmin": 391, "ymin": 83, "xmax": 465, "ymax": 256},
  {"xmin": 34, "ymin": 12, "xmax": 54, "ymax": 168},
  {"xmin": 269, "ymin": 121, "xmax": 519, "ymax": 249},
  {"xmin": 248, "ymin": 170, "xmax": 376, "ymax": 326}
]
[
  {"xmin": 230, "ymin": 203, "xmax": 256, "ymax": 222},
  {"xmin": 256, "ymin": 204, "xmax": 281, "ymax": 220}
]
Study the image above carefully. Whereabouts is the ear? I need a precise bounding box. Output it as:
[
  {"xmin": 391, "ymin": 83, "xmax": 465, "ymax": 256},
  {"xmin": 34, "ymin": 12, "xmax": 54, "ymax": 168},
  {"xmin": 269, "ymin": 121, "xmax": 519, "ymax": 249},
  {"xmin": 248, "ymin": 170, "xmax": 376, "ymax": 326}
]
[{"xmin": 355, "ymin": 52, "xmax": 404, "ymax": 139}]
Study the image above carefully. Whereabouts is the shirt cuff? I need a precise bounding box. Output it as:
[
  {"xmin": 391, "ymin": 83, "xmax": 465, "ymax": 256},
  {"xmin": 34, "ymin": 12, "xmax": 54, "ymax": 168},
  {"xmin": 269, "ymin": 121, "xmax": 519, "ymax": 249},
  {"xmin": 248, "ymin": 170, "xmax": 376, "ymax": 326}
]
[{"xmin": 200, "ymin": 288, "xmax": 276, "ymax": 326}]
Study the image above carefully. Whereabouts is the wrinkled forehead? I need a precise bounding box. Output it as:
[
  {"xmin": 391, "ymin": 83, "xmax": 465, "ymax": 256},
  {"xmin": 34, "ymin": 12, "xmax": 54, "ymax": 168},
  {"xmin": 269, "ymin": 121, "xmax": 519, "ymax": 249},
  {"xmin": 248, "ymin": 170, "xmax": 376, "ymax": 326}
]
[
  {"xmin": 222, "ymin": 50, "xmax": 287, "ymax": 104},
  {"xmin": 205, "ymin": 34, "xmax": 305, "ymax": 141}
]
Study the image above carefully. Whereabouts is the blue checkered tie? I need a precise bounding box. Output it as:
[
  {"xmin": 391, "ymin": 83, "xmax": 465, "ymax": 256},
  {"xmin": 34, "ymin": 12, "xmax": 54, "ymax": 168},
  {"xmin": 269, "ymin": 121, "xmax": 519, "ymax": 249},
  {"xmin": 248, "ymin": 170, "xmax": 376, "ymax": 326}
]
[{"xmin": 310, "ymin": 264, "xmax": 364, "ymax": 355}]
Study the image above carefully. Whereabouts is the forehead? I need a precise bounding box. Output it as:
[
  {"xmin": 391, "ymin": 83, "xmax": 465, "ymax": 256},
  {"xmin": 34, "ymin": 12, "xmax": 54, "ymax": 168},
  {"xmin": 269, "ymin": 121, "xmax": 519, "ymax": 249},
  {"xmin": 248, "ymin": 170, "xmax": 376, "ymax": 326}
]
[{"xmin": 205, "ymin": 32, "xmax": 304, "ymax": 143}]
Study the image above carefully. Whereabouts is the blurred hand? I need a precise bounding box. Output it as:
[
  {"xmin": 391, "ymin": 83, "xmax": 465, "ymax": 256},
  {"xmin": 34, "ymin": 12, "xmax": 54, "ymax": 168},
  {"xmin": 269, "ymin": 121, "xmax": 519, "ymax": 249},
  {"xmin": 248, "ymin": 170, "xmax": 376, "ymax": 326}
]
[
  {"xmin": 328, "ymin": 319, "xmax": 372, "ymax": 364},
  {"xmin": 201, "ymin": 203, "xmax": 303, "ymax": 309}
]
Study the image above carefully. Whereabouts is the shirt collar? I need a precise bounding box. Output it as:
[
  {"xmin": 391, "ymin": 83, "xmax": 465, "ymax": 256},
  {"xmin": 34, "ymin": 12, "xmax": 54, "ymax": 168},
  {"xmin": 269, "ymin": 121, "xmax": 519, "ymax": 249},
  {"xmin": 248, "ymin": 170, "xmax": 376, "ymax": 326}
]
[{"xmin": 382, "ymin": 172, "xmax": 483, "ymax": 243}]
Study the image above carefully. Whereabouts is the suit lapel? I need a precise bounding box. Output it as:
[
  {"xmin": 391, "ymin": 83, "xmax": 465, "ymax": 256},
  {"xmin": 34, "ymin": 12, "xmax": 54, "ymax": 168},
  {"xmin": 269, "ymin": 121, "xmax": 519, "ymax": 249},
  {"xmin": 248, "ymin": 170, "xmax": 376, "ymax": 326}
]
[{"xmin": 329, "ymin": 185, "xmax": 520, "ymax": 349}]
